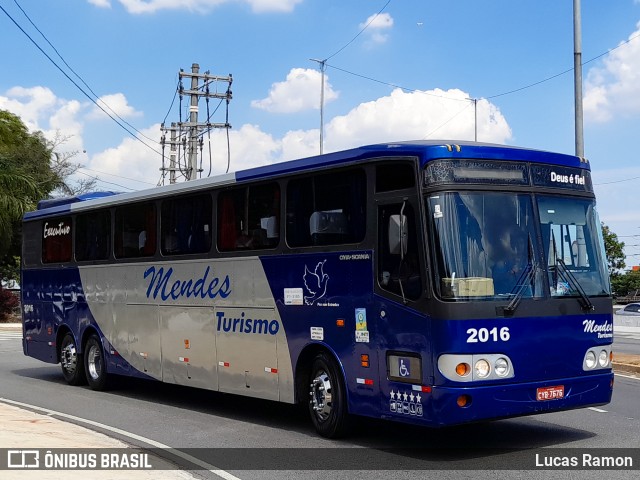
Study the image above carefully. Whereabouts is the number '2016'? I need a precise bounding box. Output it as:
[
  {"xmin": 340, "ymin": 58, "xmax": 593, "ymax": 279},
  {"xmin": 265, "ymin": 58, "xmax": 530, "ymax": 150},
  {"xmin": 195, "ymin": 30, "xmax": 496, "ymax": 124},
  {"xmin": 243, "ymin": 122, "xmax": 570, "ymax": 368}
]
[{"xmin": 466, "ymin": 327, "xmax": 510, "ymax": 343}]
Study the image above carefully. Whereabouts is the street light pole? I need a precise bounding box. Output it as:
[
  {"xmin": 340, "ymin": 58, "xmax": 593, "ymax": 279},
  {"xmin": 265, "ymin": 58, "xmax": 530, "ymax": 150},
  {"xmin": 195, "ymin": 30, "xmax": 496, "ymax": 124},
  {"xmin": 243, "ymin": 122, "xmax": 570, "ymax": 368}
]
[
  {"xmin": 573, "ymin": 0, "xmax": 584, "ymax": 158},
  {"xmin": 310, "ymin": 58, "xmax": 326, "ymax": 154}
]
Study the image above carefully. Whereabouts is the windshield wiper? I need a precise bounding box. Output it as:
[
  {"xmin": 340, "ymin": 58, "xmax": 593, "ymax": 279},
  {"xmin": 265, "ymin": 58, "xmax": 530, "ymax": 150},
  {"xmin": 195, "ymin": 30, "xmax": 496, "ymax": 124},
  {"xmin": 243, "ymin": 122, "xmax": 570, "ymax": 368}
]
[
  {"xmin": 554, "ymin": 257, "xmax": 595, "ymax": 311},
  {"xmin": 503, "ymin": 234, "xmax": 537, "ymax": 316},
  {"xmin": 549, "ymin": 230, "xmax": 594, "ymax": 311}
]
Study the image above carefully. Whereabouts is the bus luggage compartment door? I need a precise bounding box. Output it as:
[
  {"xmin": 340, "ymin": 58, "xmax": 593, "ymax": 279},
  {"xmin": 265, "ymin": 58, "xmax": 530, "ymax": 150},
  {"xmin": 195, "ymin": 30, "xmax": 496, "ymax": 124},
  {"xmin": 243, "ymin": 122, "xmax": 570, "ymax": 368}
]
[
  {"xmin": 215, "ymin": 307, "xmax": 279, "ymax": 401},
  {"xmin": 159, "ymin": 306, "xmax": 218, "ymax": 390}
]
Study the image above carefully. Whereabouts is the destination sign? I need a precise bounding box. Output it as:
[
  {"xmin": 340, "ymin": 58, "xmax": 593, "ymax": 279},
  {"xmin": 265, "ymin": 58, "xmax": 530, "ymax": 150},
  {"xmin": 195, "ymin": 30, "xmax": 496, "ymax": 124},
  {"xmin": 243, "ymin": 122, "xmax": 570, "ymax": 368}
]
[
  {"xmin": 423, "ymin": 159, "xmax": 593, "ymax": 193},
  {"xmin": 530, "ymin": 165, "xmax": 593, "ymax": 192}
]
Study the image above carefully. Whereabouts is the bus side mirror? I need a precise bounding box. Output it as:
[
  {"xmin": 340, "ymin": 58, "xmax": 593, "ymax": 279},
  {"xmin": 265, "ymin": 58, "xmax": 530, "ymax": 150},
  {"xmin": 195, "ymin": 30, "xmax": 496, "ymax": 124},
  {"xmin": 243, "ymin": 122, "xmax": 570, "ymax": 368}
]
[{"xmin": 388, "ymin": 214, "xmax": 408, "ymax": 256}]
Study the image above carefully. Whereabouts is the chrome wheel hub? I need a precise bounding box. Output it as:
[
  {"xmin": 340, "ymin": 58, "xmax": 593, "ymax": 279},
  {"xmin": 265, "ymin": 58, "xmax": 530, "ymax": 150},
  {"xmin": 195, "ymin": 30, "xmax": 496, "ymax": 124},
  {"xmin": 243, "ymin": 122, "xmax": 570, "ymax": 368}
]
[
  {"xmin": 87, "ymin": 344, "xmax": 102, "ymax": 381},
  {"xmin": 61, "ymin": 343, "xmax": 77, "ymax": 374},
  {"xmin": 309, "ymin": 371, "xmax": 332, "ymax": 421}
]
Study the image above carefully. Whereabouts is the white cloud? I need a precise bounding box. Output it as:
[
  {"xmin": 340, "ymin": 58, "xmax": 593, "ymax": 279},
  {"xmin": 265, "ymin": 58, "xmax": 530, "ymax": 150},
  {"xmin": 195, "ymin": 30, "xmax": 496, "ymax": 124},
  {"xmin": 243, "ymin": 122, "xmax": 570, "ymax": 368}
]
[
  {"xmin": 584, "ymin": 21, "xmax": 640, "ymax": 122},
  {"xmin": 90, "ymin": 0, "xmax": 302, "ymax": 14},
  {"xmin": 0, "ymin": 86, "xmax": 85, "ymax": 152},
  {"xmin": 325, "ymin": 88, "xmax": 511, "ymax": 151},
  {"xmin": 0, "ymin": 86, "xmax": 58, "ymax": 132},
  {"xmin": 2, "ymin": 84, "xmax": 511, "ymax": 191},
  {"xmin": 87, "ymin": 123, "xmax": 161, "ymax": 185},
  {"xmin": 251, "ymin": 68, "xmax": 338, "ymax": 113},
  {"xmin": 87, "ymin": 93, "xmax": 143, "ymax": 121},
  {"xmin": 360, "ymin": 12, "xmax": 394, "ymax": 44},
  {"xmin": 87, "ymin": 0, "xmax": 111, "ymax": 7}
]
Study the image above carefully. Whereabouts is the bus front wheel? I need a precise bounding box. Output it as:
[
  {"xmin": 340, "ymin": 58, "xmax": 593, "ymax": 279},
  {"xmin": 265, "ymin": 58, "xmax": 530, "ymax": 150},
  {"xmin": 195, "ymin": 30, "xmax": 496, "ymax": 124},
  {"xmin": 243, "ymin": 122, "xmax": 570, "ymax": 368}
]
[
  {"xmin": 84, "ymin": 334, "xmax": 109, "ymax": 391},
  {"xmin": 60, "ymin": 332, "xmax": 86, "ymax": 386},
  {"xmin": 308, "ymin": 352, "xmax": 350, "ymax": 438}
]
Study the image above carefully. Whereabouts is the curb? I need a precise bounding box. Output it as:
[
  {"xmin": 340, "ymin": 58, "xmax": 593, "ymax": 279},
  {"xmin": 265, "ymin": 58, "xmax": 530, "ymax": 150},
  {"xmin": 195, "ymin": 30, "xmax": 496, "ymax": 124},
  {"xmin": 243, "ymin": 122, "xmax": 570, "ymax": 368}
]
[{"xmin": 612, "ymin": 362, "xmax": 640, "ymax": 375}]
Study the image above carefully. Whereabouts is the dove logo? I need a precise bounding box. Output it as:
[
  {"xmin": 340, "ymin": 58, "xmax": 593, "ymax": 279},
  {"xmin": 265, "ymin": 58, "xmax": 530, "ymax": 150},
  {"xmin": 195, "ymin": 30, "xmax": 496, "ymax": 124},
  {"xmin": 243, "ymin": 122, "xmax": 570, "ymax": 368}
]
[{"xmin": 303, "ymin": 260, "xmax": 329, "ymax": 305}]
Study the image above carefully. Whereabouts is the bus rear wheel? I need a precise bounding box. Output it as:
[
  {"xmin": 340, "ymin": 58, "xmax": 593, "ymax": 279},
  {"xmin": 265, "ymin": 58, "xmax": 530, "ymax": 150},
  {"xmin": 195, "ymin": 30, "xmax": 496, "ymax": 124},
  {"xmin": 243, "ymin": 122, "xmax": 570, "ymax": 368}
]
[
  {"xmin": 60, "ymin": 333, "xmax": 86, "ymax": 386},
  {"xmin": 84, "ymin": 334, "xmax": 109, "ymax": 391},
  {"xmin": 308, "ymin": 352, "xmax": 350, "ymax": 438}
]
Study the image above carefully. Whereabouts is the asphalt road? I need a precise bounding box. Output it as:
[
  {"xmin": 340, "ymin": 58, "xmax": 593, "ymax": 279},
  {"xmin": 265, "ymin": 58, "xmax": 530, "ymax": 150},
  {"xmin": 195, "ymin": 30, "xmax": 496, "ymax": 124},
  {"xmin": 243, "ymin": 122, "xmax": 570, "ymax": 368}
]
[
  {"xmin": 614, "ymin": 331, "xmax": 640, "ymax": 356},
  {"xmin": 1, "ymin": 332, "xmax": 639, "ymax": 480}
]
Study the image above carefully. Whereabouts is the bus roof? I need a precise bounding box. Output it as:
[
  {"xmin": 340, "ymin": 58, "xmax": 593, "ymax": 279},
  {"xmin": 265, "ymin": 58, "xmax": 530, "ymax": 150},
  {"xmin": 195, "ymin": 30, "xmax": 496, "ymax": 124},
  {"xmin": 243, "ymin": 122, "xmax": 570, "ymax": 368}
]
[{"xmin": 25, "ymin": 140, "xmax": 586, "ymax": 220}]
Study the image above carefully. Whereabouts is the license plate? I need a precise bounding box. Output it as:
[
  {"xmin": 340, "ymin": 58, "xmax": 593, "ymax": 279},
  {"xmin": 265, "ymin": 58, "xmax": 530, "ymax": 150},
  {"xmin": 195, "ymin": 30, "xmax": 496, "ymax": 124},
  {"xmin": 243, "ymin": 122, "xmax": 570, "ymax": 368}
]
[{"xmin": 536, "ymin": 385, "xmax": 564, "ymax": 401}]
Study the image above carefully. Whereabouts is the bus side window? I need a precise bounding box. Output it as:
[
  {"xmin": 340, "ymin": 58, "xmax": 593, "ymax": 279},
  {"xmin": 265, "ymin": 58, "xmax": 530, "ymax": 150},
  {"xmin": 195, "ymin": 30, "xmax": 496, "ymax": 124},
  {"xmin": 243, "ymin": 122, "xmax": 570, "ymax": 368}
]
[
  {"xmin": 76, "ymin": 210, "xmax": 111, "ymax": 261},
  {"xmin": 161, "ymin": 193, "xmax": 212, "ymax": 256},
  {"xmin": 115, "ymin": 203, "xmax": 156, "ymax": 258},
  {"xmin": 286, "ymin": 169, "xmax": 366, "ymax": 247},
  {"xmin": 217, "ymin": 183, "xmax": 280, "ymax": 252},
  {"xmin": 377, "ymin": 203, "xmax": 422, "ymax": 300},
  {"xmin": 42, "ymin": 216, "xmax": 72, "ymax": 264}
]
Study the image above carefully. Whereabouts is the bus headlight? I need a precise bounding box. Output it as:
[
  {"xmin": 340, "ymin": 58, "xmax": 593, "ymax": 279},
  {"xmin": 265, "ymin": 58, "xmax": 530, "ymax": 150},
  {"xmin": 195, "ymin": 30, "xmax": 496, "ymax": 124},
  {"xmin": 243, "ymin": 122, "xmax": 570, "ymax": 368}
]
[
  {"xmin": 585, "ymin": 351, "xmax": 597, "ymax": 369},
  {"xmin": 439, "ymin": 354, "xmax": 514, "ymax": 381},
  {"xmin": 598, "ymin": 350, "xmax": 609, "ymax": 367},
  {"xmin": 475, "ymin": 359, "xmax": 490, "ymax": 378},
  {"xmin": 582, "ymin": 346, "xmax": 612, "ymax": 371},
  {"xmin": 494, "ymin": 357, "xmax": 510, "ymax": 377}
]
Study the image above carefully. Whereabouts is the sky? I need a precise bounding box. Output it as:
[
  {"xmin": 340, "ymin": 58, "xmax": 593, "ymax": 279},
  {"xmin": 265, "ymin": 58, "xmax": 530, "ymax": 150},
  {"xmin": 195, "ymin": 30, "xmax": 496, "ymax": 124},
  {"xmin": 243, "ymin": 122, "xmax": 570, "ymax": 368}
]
[{"xmin": 1, "ymin": 0, "xmax": 640, "ymax": 265}]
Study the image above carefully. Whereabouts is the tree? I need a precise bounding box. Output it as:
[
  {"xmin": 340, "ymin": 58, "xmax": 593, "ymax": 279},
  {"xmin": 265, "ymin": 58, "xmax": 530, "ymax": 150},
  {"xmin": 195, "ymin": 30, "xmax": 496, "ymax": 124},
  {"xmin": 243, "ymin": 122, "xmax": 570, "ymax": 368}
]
[
  {"xmin": 0, "ymin": 111, "xmax": 53, "ymax": 260},
  {"xmin": 48, "ymin": 132, "xmax": 97, "ymax": 196},
  {"xmin": 0, "ymin": 111, "xmax": 97, "ymax": 287},
  {"xmin": 602, "ymin": 223, "xmax": 625, "ymax": 276}
]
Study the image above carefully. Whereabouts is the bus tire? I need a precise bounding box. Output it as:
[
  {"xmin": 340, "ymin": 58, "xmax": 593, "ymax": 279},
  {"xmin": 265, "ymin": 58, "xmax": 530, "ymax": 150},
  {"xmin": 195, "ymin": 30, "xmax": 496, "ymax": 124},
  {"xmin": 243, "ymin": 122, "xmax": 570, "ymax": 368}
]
[
  {"xmin": 308, "ymin": 352, "xmax": 350, "ymax": 438},
  {"xmin": 60, "ymin": 332, "xmax": 86, "ymax": 386},
  {"xmin": 84, "ymin": 334, "xmax": 109, "ymax": 391}
]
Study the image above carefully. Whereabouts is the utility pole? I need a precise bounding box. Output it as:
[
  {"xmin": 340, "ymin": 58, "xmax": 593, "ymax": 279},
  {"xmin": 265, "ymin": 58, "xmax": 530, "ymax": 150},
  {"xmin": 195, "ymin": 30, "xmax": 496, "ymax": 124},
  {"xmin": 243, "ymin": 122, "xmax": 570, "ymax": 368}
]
[
  {"xmin": 160, "ymin": 63, "xmax": 233, "ymax": 183},
  {"xmin": 188, "ymin": 63, "xmax": 200, "ymax": 180},
  {"xmin": 573, "ymin": 0, "xmax": 584, "ymax": 158}
]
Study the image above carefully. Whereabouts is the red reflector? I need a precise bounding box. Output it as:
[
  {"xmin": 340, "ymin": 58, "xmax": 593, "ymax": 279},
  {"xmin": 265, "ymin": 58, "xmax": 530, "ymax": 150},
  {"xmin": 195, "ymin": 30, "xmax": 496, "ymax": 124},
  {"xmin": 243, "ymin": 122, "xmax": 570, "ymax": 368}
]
[
  {"xmin": 365, "ymin": 379, "xmax": 374, "ymax": 386},
  {"xmin": 422, "ymin": 386, "xmax": 432, "ymax": 393}
]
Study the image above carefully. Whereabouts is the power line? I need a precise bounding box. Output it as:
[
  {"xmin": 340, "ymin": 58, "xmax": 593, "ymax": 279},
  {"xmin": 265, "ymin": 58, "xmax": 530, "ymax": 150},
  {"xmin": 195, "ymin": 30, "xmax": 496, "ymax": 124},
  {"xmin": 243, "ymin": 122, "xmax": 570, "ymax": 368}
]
[
  {"xmin": 325, "ymin": 25, "xmax": 640, "ymax": 104},
  {"xmin": 75, "ymin": 170, "xmax": 136, "ymax": 191},
  {"xmin": 12, "ymin": 0, "xmax": 158, "ymax": 146},
  {"xmin": 77, "ymin": 167, "xmax": 156, "ymax": 186},
  {"xmin": 325, "ymin": 63, "xmax": 469, "ymax": 102},
  {"xmin": 324, "ymin": 0, "xmax": 393, "ymax": 62},
  {"xmin": 0, "ymin": 2, "xmax": 161, "ymax": 156}
]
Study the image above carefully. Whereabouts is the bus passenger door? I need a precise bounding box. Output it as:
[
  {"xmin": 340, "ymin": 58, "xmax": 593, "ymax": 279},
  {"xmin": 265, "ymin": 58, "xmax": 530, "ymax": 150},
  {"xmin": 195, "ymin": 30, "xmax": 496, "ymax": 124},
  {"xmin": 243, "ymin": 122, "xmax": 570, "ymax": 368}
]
[
  {"xmin": 159, "ymin": 306, "xmax": 218, "ymax": 390},
  {"xmin": 215, "ymin": 307, "xmax": 279, "ymax": 401},
  {"xmin": 375, "ymin": 199, "xmax": 430, "ymax": 418}
]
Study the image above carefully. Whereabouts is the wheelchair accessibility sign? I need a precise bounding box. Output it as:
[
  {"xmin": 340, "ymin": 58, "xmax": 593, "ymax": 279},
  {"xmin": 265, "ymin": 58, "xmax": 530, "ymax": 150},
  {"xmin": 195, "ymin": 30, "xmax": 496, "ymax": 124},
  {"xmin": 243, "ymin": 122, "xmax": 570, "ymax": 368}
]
[{"xmin": 398, "ymin": 357, "xmax": 411, "ymax": 378}]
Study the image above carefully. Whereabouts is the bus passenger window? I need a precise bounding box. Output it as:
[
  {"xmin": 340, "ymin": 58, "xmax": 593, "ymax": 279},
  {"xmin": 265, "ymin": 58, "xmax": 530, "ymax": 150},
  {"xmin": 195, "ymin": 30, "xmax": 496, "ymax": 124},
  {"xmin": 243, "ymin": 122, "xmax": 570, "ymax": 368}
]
[
  {"xmin": 76, "ymin": 210, "xmax": 111, "ymax": 261},
  {"xmin": 286, "ymin": 169, "xmax": 366, "ymax": 247},
  {"xmin": 42, "ymin": 216, "xmax": 72, "ymax": 263},
  {"xmin": 115, "ymin": 203, "xmax": 156, "ymax": 258},
  {"xmin": 217, "ymin": 183, "xmax": 280, "ymax": 252},
  {"xmin": 161, "ymin": 193, "xmax": 212, "ymax": 256}
]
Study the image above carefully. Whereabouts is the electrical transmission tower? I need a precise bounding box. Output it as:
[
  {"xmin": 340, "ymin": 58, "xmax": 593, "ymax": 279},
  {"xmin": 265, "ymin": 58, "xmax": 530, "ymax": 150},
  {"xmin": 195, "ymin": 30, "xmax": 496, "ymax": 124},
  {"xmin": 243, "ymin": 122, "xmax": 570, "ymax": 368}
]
[{"xmin": 160, "ymin": 63, "xmax": 232, "ymax": 184}]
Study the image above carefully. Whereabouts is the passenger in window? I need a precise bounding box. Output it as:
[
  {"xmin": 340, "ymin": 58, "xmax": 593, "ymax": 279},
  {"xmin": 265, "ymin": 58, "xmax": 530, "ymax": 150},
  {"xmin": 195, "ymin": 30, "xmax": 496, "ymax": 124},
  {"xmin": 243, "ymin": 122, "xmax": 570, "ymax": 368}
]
[{"xmin": 138, "ymin": 230, "xmax": 147, "ymax": 251}]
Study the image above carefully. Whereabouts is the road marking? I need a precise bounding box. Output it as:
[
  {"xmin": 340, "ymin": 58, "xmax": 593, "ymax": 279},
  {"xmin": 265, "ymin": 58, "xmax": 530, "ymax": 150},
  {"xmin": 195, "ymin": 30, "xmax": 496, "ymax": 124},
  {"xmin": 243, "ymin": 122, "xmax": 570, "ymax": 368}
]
[
  {"xmin": 615, "ymin": 372, "xmax": 640, "ymax": 380},
  {"xmin": 0, "ymin": 332, "xmax": 22, "ymax": 340},
  {"xmin": 588, "ymin": 407, "xmax": 608, "ymax": 413},
  {"xmin": 0, "ymin": 397, "xmax": 242, "ymax": 480}
]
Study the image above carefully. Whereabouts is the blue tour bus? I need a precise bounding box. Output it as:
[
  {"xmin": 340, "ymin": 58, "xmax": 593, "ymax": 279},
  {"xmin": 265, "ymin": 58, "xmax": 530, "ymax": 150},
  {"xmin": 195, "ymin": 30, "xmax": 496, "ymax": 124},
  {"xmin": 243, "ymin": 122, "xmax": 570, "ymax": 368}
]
[{"xmin": 21, "ymin": 141, "xmax": 614, "ymax": 438}]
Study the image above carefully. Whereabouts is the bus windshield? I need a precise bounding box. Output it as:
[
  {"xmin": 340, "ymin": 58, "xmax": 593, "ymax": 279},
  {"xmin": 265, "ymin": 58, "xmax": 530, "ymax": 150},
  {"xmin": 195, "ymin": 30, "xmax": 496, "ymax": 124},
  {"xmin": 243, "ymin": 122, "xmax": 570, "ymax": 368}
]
[{"xmin": 427, "ymin": 192, "xmax": 610, "ymax": 300}]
